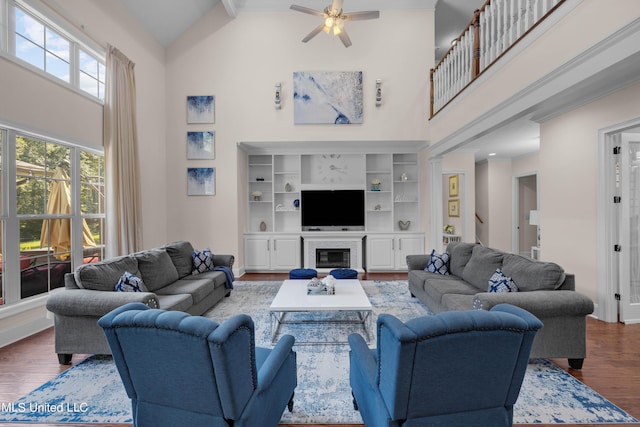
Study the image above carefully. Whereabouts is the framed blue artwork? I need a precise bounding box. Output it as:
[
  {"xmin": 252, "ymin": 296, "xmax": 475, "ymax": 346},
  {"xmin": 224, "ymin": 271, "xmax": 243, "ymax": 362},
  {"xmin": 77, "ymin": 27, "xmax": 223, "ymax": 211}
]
[
  {"xmin": 187, "ymin": 95, "xmax": 215, "ymax": 124},
  {"xmin": 187, "ymin": 167, "xmax": 215, "ymax": 196},
  {"xmin": 187, "ymin": 131, "xmax": 215, "ymax": 159},
  {"xmin": 293, "ymin": 71, "xmax": 363, "ymax": 125}
]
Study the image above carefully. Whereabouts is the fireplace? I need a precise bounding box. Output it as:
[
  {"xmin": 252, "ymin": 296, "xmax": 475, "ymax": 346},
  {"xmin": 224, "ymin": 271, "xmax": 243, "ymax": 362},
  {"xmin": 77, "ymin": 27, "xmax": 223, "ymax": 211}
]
[
  {"xmin": 302, "ymin": 234, "xmax": 364, "ymax": 272},
  {"xmin": 316, "ymin": 248, "xmax": 351, "ymax": 268}
]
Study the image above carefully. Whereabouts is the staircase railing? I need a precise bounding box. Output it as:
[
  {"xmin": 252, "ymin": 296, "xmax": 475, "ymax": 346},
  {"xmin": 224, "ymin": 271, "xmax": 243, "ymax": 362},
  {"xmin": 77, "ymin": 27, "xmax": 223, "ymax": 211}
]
[{"xmin": 430, "ymin": 0, "xmax": 566, "ymax": 118}]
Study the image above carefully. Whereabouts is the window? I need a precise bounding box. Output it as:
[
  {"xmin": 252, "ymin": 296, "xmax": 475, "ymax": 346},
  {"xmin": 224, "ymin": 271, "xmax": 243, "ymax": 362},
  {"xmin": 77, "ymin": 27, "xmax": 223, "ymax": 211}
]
[
  {"xmin": 0, "ymin": 128, "xmax": 105, "ymax": 306},
  {"xmin": 2, "ymin": 1, "xmax": 106, "ymax": 101},
  {"xmin": 79, "ymin": 49, "xmax": 105, "ymax": 99},
  {"xmin": 15, "ymin": 7, "xmax": 70, "ymax": 83}
]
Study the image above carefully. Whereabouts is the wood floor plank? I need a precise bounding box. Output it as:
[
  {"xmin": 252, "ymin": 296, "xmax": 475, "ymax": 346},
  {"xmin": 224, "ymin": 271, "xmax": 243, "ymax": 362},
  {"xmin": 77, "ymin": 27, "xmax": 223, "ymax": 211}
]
[{"xmin": 1, "ymin": 272, "xmax": 638, "ymax": 427}]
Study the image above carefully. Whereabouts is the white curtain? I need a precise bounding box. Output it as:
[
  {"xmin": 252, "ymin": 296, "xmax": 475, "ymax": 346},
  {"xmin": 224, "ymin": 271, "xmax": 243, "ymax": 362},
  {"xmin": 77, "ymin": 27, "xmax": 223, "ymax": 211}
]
[{"xmin": 104, "ymin": 45, "xmax": 142, "ymax": 257}]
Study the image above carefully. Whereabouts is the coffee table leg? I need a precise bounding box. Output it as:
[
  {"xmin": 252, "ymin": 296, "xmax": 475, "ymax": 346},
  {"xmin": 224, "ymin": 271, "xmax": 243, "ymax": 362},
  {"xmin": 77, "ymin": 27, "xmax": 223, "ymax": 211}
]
[
  {"xmin": 360, "ymin": 310, "xmax": 372, "ymax": 343},
  {"xmin": 270, "ymin": 311, "xmax": 286, "ymax": 345}
]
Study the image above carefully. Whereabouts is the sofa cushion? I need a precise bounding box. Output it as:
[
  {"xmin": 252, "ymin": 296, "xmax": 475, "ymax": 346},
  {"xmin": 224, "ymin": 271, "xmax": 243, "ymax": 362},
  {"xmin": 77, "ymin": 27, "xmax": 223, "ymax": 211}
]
[
  {"xmin": 156, "ymin": 277, "xmax": 216, "ymax": 304},
  {"xmin": 446, "ymin": 242, "xmax": 476, "ymax": 277},
  {"xmin": 502, "ymin": 253, "xmax": 565, "ymax": 291},
  {"xmin": 180, "ymin": 269, "xmax": 227, "ymax": 289},
  {"xmin": 155, "ymin": 293, "xmax": 193, "ymax": 312},
  {"xmin": 163, "ymin": 241, "xmax": 195, "ymax": 278},
  {"xmin": 135, "ymin": 248, "xmax": 180, "ymax": 292},
  {"xmin": 488, "ymin": 268, "xmax": 519, "ymax": 293},
  {"xmin": 115, "ymin": 271, "xmax": 148, "ymax": 292},
  {"xmin": 462, "ymin": 245, "xmax": 505, "ymax": 291},
  {"xmin": 423, "ymin": 277, "xmax": 478, "ymax": 306},
  {"xmin": 441, "ymin": 293, "xmax": 476, "ymax": 311},
  {"xmin": 75, "ymin": 255, "xmax": 139, "ymax": 291},
  {"xmin": 425, "ymin": 250, "xmax": 450, "ymax": 275}
]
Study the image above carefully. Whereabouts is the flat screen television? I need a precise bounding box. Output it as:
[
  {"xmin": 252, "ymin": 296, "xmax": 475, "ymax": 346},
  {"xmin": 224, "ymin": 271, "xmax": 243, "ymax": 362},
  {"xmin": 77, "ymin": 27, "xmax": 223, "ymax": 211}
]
[{"xmin": 301, "ymin": 190, "xmax": 365, "ymax": 231}]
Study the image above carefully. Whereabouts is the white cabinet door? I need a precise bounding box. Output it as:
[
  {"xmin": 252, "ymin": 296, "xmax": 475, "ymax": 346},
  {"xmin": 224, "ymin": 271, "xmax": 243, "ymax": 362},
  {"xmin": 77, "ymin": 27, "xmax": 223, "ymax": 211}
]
[
  {"xmin": 395, "ymin": 236, "xmax": 425, "ymax": 270},
  {"xmin": 272, "ymin": 237, "xmax": 300, "ymax": 270},
  {"xmin": 366, "ymin": 236, "xmax": 396, "ymax": 271},
  {"xmin": 244, "ymin": 237, "xmax": 271, "ymax": 270}
]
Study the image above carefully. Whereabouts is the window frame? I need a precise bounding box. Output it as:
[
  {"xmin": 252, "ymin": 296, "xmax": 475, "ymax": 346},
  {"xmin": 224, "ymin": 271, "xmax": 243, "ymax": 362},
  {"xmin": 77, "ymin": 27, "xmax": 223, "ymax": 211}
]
[
  {"xmin": 1, "ymin": 124, "xmax": 105, "ymax": 307},
  {"xmin": 0, "ymin": 0, "xmax": 106, "ymax": 102}
]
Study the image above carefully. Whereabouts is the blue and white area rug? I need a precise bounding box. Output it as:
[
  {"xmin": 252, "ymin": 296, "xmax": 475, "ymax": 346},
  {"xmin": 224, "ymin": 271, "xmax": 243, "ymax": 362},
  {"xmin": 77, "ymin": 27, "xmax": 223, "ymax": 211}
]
[{"xmin": 1, "ymin": 281, "xmax": 637, "ymax": 425}]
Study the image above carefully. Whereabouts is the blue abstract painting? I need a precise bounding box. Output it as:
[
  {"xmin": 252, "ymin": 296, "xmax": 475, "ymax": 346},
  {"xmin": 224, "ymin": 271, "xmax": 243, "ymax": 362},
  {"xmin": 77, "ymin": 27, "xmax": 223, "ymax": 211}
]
[
  {"xmin": 187, "ymin": 131, "xmax": 215, "ymax": 159},
  {"xmin": 187, "ymin": 95, "xmax": 214, "ymax": 123},
  {"xmin": 187, "ymin": 167, "xmax": 215, "ymax": 196},
  {"xmin": 293, "ymin": 71, "xmax": 363, "ymax": 125}
]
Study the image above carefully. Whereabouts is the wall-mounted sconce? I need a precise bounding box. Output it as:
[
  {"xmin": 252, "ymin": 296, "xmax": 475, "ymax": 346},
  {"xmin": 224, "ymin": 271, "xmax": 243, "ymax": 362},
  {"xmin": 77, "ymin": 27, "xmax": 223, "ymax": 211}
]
[
  {"xmin": 275, "ymin": 83, "xmax": 281, "ymax": 110},
  {"xmin": 375, "ymin": 79, "xmax": 382, "ymax": 107}
]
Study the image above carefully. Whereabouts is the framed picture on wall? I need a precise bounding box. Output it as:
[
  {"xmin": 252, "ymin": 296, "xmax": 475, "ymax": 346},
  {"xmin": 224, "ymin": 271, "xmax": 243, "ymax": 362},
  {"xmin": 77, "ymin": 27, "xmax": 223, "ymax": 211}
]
[
  {"xmin": 187, "ymin": 167, "xmax": 215, "ymax": 196},
  {"xmin": 187, "ymin": 131, "xmax": 215, "ymax": 159},
  {"xmin": 448, "ymin": 199, "xmax": 460, "ymax": 217},
  {"xmin": 187, "ymin": 95, "xmax": 215, "ymax": 124},
  {"xmin": 449, "ymin": 174, "xmax": 459, "ymax": 197}
]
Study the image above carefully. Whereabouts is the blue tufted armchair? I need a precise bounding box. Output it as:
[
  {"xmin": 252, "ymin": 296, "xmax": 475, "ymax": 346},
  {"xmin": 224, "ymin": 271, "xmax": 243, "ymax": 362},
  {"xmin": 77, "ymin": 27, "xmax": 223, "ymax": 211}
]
[
  {"xmin": 348, "ymin": 304, "xmax": 542, "ymax": 427},
  {"xmin": 98, "ymin": 303, "xmax": 297, "ymax": 427}
]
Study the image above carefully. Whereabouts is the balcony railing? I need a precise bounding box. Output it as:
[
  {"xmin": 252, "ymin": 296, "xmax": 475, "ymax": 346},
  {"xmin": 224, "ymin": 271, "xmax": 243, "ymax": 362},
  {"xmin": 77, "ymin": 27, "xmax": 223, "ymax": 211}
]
[{"xmin": 430, "ymin": 0, "xmax": 566, "ymax": 118}]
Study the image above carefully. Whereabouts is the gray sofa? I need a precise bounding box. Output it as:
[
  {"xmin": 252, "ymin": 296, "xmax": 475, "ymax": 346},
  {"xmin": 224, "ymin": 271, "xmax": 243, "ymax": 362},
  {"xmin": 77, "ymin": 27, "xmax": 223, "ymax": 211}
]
[
  {"xmin": 407, "ymin": 242, "xmax": 594, "ymax": 369},
  {"xmin": 46, "ymin": 241, "xmax": 234, "ymax": 364}
]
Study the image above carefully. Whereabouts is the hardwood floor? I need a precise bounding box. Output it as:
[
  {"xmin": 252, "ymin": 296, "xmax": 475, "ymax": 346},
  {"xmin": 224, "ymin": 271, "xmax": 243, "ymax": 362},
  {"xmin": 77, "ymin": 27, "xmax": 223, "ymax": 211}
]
[{"xmin": 1, "ymin": 272, "xmax": 638, "ymax": 427}]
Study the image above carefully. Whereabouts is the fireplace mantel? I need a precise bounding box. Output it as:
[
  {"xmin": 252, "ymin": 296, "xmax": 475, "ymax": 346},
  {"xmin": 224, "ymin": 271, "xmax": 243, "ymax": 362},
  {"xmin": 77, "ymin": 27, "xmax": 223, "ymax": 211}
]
[{"xmin": 302, "ymin": 233, "xmax": 365, "ymax": 273}]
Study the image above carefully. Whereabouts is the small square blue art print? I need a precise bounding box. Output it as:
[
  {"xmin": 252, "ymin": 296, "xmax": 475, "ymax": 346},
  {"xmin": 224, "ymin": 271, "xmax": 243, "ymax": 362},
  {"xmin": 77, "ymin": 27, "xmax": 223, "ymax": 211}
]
[
  {"xmin": 187, "ymin": 95, "xmax": 215, "ymax": 124},
  {"xmin": 187, "ymin": 131, "xmax": 215, "ymax": 160},
  {"xmin": 293, "ymin": 71, "xmax": 363, "ymax": 125},
  {"xmin": 187, "ymin": 167, "xmax": 215, "ymax": 196}
]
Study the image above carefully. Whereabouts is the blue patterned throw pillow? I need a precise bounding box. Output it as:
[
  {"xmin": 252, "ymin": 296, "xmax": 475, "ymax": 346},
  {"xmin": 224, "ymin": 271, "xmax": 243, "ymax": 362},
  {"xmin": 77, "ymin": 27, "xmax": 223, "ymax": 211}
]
[
  {"xmin": 115, "ymin": 271, "xmax": 148, "ymax": 292},
  {"xmin": 192, "ymin": 248, "xmax": 214, "ymax": 274},
  {"xmin": 425, "ymin": 249, "xmax": 450, "ymax": 275},
  {"xmin": 488, "ymin": 268, "xmax": 519, "ymax": 293}
]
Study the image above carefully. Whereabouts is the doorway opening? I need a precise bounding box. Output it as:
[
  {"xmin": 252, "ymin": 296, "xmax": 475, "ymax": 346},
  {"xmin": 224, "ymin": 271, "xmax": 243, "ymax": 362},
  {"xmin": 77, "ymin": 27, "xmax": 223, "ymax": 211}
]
[{"xmin": 513, "ymin": 174, "xmax": 538, "ymax": 259}]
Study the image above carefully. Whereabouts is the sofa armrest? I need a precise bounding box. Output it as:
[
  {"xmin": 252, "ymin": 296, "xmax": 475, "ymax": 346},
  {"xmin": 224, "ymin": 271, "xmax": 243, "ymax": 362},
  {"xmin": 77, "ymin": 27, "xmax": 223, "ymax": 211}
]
[
  {"xmin": 406, "ymin": 255, "xmax": 430, "ymax": 271},
  {"xmin": 46, "ymin": 288, "xmax": 159, "ymax": 317},
  {"xmin": 474, "ymin": 290, "xmax": 594, "ymax": 318},
  {"xmin": 213, "ymin": 254, "xmax": 234, "ymax": 269}
]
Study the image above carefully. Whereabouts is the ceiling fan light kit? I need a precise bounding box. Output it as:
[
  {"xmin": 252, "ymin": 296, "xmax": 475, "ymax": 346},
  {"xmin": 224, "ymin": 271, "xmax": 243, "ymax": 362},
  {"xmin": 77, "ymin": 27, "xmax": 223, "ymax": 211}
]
[{"xmin": 290, "ymin": 0, "xmax": 379, "ymax": 48}]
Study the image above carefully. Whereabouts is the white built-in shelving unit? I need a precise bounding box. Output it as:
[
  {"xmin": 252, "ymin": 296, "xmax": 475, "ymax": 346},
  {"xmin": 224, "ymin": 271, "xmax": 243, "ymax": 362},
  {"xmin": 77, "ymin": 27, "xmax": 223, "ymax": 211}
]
[{"xmin": 241, "ymin": 142, "xmax": 426, "ymax": 271}]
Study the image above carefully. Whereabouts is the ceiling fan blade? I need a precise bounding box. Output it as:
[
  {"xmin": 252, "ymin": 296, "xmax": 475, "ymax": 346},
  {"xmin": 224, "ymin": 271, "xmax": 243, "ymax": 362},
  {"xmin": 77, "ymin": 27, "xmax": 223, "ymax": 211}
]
[
  {"xmin": 342, "ymin": 10, "xmax": 380, "ymax": 21},
  {"xmin": 337, "ymin": 28, "xmax": 352, "ymax": 48},
  {"xmin": 331, "ymin": 0, "xmax": 344, "ymax": 13},
  {"xmin": 302, "ymin": 23, "xmax": 326, "ymax": 43},
  {"xmin": 290, "ymin": 4, "xmax": 325, "ymax": 17}
]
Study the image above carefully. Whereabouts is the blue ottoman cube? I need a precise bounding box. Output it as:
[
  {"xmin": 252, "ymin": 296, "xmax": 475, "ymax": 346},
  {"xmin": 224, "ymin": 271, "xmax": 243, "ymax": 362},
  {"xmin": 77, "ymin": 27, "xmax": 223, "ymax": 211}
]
[
  {"xmin": 329, "ymin": 268, "xmax": 358, "ymax": 279},
  {"xmin": 289, "ymin": 268, "xmax": 317, "ymax": 279}
]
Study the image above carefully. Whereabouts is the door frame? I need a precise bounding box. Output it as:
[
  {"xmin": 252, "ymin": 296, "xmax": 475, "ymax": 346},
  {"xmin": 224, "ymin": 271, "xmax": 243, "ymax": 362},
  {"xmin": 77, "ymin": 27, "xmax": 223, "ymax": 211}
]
[
  {"xmin": 597, "ymin": 117, "xmax": 640, "ymax": 323},
  {"xmin": 512, "ymin": 172, "xmax": 538, "ymax": 257}
]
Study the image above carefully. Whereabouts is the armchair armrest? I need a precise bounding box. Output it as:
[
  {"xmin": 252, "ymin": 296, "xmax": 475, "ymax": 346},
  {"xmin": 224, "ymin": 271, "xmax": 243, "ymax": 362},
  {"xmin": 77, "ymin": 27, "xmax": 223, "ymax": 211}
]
[
  {"xmin": 474, "ymin": 290, "xmax": 594, "ymax": 317},
  {"xmin": 212, "ymin": 254, "xmax": 234, "ymax": 269},
  {"xmin": 348, "ymin": 333, "xmax": 378, "ymax": 390},
  {"xmin": 406, "ymin": 254, "xmax": 430, "ymax": 271},
  {"xmin": 256, "ymin": 334, "xmax": 295, "ymax": 391},
  {"xmin": 46, "ymin": 288, "xmax": 159, "ymax": 317}
]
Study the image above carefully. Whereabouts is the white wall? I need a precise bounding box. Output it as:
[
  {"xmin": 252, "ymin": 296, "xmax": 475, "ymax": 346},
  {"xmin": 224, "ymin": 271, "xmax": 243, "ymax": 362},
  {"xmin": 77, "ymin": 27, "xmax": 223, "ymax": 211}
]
[
  {"xmin": 540, "ymin": 80, "xmax": 640, "ymax": 303},
  {"xmin": 41, "ymin": 0, "xmax": 170, "ymax": 249},
  {"xmin": 486, "ymin": 158, "xmax": 513, "ymax": 251},
  {"xmin": 165, "ymin": 5, "xmax": 434, "ymax": 266}
]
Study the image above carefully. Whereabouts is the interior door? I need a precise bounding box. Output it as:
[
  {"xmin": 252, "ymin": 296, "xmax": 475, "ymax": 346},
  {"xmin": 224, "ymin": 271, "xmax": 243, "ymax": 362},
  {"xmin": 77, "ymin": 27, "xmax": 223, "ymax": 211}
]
[{"xmin": 620, "ymin": 133, "xmax": 640, "ymax": 323}]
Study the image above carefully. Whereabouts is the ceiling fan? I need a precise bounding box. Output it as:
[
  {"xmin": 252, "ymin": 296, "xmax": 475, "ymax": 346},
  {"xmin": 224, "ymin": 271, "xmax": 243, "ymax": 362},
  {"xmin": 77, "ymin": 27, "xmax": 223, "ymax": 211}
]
[{"xmin": 290, "ymin": 0, "xmax": 380, "ymax": 48}]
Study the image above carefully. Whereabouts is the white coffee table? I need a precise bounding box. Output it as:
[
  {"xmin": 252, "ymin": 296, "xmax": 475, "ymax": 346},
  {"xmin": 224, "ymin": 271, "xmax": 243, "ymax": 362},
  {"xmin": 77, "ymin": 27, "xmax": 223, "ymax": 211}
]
[{"xmin": 269, "ymin": 279, "xmax": 373, "ymax": 345}]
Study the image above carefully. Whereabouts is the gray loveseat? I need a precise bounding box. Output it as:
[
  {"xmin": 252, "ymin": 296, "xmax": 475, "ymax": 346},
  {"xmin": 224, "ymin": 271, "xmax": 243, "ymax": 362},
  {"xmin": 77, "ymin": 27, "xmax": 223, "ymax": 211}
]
[
  {"xmin": 407, "ymin": 242, "xmax": 594, "ymax": 369},
  {"xmin": 46, "ymin": 241, "xmax": 234, "ymax": 364}
]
